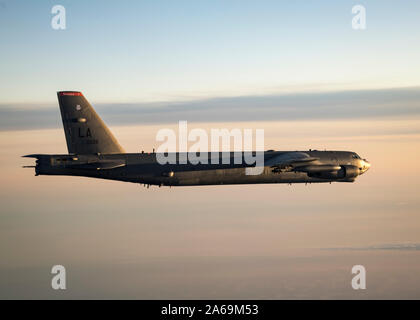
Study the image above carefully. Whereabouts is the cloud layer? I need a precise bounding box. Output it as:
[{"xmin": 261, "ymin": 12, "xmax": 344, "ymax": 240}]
[
  {"xmin": 324, "ymin": 243, "xmax": 420, "ymax": 251},
  {"xmin": 1, "ymin": 87, "xmax": 420, "ymax": 131}
]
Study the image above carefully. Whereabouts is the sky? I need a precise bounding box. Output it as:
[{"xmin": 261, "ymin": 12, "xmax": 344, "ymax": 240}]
[
  {"xmin": 1, "ymin": 0, "xmax": 420, "ymax": 299},
  {"xmin": 1, "ymin": 0, "xmax": 420, "ymax": 103},
  {"xmin": 2, "ymin": 118, "xmax": 420, "ymax": 299}
]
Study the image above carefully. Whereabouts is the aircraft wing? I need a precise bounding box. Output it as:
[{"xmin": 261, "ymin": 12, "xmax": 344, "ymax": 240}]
[
  {"xmin": 265, "ymin": 152, "xmax": 318, "ymax": 168},
  {"xmin": 265, "ymin": 152, "xmax": 344, "ymax": 174}
]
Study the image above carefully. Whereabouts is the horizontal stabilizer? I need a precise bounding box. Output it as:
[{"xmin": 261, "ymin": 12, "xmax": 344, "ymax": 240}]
[{"xmin": 22, "ymin": 154, "xmax": 46, "ymax": 158}]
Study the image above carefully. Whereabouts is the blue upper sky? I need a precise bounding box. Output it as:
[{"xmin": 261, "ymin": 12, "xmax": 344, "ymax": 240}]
[{"xmin": 1, "ymin": 0, "xmax": 420, "ymax": 103}]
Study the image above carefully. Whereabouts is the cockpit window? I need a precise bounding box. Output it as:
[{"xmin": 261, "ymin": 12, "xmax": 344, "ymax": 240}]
[{"xmin": 352, "ymin": 153, "xmax": 361, "ymax": 159}]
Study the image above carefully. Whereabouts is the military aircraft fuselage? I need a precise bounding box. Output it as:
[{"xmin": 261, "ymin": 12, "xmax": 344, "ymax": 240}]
[{"xmin": 28, "ymin": 150, "xmax": 370, "ymax": 187}]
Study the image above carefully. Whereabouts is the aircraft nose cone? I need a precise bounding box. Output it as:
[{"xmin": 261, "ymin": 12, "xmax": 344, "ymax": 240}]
[{"xmin": 361, "ymin": 159, "xmax": 370, "ymax": 173}]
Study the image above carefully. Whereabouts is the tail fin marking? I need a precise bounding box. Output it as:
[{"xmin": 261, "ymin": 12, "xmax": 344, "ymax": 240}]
[{"xmin": 57, "ymin": 91, "xmax": 125, "ymax": 155}]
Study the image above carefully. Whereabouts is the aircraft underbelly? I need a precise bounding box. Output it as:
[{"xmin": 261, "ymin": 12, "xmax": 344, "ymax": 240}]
[{"xmin": 165, "ymin": 168, "xmax": 318, "ymax": 186}]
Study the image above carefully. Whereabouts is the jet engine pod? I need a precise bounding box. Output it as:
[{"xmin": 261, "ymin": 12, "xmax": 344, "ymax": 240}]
[
  {"xmin": 340, "ymin": 165, "xmax": 359, "ymax": 178},
  {"xmin": 307, "ymin": 165, "xmax": 359, "ymax": 180}
]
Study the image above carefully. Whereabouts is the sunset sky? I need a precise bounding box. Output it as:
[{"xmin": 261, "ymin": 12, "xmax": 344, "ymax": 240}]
[{"xmin": 1, "ymin": 0, "xmax": 420, "ymax": 299}]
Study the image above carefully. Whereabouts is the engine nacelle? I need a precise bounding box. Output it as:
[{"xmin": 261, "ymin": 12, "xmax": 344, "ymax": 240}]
[
  {"xmin": 308, "ymin": 165, "xmax": 359, "ymax": 180},
  {"xmin": 341, "ymin": 165, "xmax": 359, "ymax": 178}
]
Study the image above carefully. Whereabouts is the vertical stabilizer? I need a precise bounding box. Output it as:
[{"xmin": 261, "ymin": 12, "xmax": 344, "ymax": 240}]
[{"xmin": 57, "ymin": 91, "xmax": 125, "ymax": 154}]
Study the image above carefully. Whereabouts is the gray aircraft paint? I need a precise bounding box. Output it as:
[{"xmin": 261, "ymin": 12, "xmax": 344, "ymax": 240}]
[
  {"xmin": 24, "ymin": 92, "xmax": 370, "ymax": 187},
  {"xmin": 57, "ymin": 91, "xmax": 125, "ymax": 155}
]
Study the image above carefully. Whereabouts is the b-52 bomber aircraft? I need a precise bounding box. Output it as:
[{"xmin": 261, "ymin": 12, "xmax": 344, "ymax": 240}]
[{"xmin": 24, "ymin": 91, "xmax": 370, "ymax": 187}]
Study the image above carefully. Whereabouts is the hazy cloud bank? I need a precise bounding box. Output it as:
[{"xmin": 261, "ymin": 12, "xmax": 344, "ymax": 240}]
[
  {"xmin": 1, "ymin": 87, "xmax": 420, "ymax": 131},
  {"xmin": 324, "ymin": 243, "xmax": 420, "ymax": 251}
]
